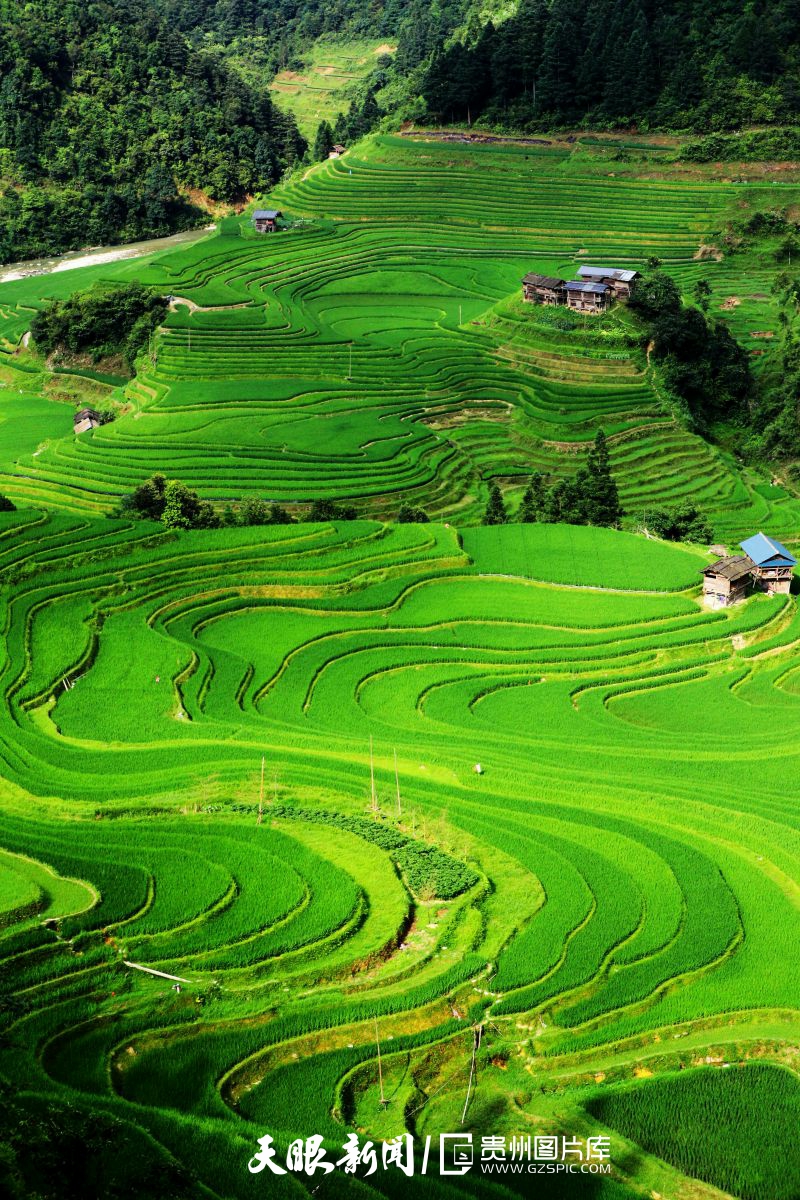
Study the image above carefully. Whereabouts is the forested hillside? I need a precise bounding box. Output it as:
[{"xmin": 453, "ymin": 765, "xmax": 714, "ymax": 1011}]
[
  {"xmin": 0, "ymin": 0, "xmax": 306, "ymax": 260},
  {"xmin": 415, "ymin": 0, "xmax": 800, "ymax": 131}
]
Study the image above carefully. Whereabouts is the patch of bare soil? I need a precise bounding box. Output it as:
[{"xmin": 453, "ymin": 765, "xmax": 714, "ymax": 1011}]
[
  {"xmin": 421, "ymin": 405, "xmax": 510, "ymax": 429},
  {"xmin": 46, "ymin": 350, "xmax": 129, "ymax": 378},
  {"xmin": 374, "ymin": 43, "xmax": 396, "ymax": 55},
  {"xmin": 720, "ymin": 296, "xmax": 741, "ymax": 310},
  {"xmin": 751, "ymin": 330, "xmax": 774, "ymax": 338},
  {"xmin": 180, "ymin": 187, "xmax": 234, "ymax": 218},
  {"xmin": 695, "ymin": 243, "xmax": 723, "ymax": 260}
]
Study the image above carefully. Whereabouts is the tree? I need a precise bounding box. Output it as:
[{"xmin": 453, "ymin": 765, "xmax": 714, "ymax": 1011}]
[
  {"xmin": 693, "ymin": 278, "xmax": 712, "ymax": 312},
  {"xmin": 648, "ymin": 503, "xmax": 712, "ymax": 543},
  {"xmin": 30, "ymin": 283, "xmax": 167, "ymax": 366},
  {"xmin": 629, "ymin": 270, "xmax": 682, "ymax": 319},
  {"xmin": 312, "ymin": 120, "xmax": 334, "ymax": 162},
  {"xmin": 398, "ymin": 504, "xmax": 430, "ymax": 523},
  {"xmin": 584, "ymin": 430, "xmax": 622, "ymax": 527},
  {"xmin": 306, "ymin": 499, "xmax": 357, "ymax": 522},
  {"xmin": 519, "ymin": 472, "xmax": 546, "ymax": 522},
  {"xmin": 241, "ymin": 496, "xmax": 269, "ymax": 526},
  {"xmin": 483, "ymin": 484, "xmax": 507, "ymax": 525},
  {"xmin": 161, "ymin": 480, "xmax": 219, "ymax": 530},
  {"xmin": 129, "ymin": 473, "xmax": 168, "ymax": 520},
  {"xmin": 542, "ymin": 477, "xmax": 585, "ymax": 524},
  {"xmin": 0, "ymin": 495, "xmax": 16, "ymax": 512},
  {"xmin": 267, "ymin": 503, "xmax": 294, "ymax": 524}
]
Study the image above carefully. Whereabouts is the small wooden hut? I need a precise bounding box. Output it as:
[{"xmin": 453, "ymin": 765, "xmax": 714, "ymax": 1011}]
[
  {"xmin": 701, "ymin": 556, "xmax": 752, "ymax": 607},
  {"xmin": 74, "ymin": 408, "xmax": 102, "ymax": 435},
  {"xmin": 252, "ymin": 209, "xmax": 282, "ymax": 233}
]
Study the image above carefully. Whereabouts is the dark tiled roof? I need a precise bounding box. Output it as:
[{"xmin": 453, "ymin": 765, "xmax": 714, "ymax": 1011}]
[
  {"xmin": 523, "ymin": 273, "xmax": 565, "ymax": 289},
  {"xmin": 253, "ymin": 209, "xmax": 281, "ymax": 220},
  {"xmin": 702, "ymin": 555, "xmax": 753, "ymax": 582}
]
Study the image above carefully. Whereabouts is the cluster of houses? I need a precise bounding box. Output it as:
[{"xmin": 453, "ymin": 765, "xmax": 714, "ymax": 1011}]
[
  {"xmin": 522, "ymin": 266, "xmax": 640, "ymax": 313},
  {"xmin": 702, "ymin": 533, "xmax": 796, "ymax": 607}
]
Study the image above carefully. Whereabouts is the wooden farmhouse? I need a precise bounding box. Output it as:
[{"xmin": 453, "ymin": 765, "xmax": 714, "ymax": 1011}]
[
  {"xmin": 73, "ymin": 408, "xmax": 102, "ymax": 435},
  {"xmin": 702, "ymin": 532, "xmax": 796, "ymax": 606},
  {"xmin": 522, "ymin": 273, "xmax": 567, "ymax": 305},
  {"xmin": 564, "ymin": 280, "xmax": 611, "ymax": 313},
  {"xmin": 740, "ymin": 532, "xmax": 797, "ymax": 595},
  {"xmin": 252, "ymin": 209, "xmax": 282, "ymax": 233},
  {"xmin": 701, "ymin": 556, "xmax": 752, "ymax": 607},
  {"xmin": 577, "ymin": 266, "xmax": 640, "ymax": 298},
  {"xmin": 522, "ymin": 264, "xmax": 639, "ymax": 314}
]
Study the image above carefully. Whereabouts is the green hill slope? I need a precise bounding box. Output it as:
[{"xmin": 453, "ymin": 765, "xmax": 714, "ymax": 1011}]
[{"xmin": 1, "ymin": 134, "xmax": 799, "ymax": 541}]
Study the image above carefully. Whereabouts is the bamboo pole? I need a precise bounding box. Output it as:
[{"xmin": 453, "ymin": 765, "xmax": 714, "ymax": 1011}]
[
  {"xmin": 369, "ymin": 735, "xmax": 377, "ymax": 814},
  {"xmin": 394, "ymin": 747, "xmax": 401, "ymax": 818},
  {"xmin": 375, "ymin": 1017, "xmax": 387, "ymax": 1107}
]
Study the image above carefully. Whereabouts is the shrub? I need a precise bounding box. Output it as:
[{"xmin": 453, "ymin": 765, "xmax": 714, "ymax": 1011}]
[
  {"xmin": 30, "ymin": 283, "xmax": 167, "ymax": 366},
  {"xmin": 398, "ymin": 504, "xmax": 430, "ymax": 523}
]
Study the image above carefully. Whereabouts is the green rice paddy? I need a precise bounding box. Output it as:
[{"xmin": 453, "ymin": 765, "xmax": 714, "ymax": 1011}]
[
  {"xmin": 269, "ymin": 40, "xmax": 394, "ymax": 140},
  {"xmin": 1, "ymin": 134, "xmax": 799, "ymax": 1199},
  {"xmin": 1, "ymin": 134, "xmax": 798, "ymax": 542}
]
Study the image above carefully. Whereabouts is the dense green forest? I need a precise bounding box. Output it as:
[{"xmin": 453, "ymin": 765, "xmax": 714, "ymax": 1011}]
[
  {"xmin": 7, "ymin": 0, "xmax": 800, "ymax": 262},
  {"xmin": 0, "ymin": 0, "xmax": 306, "ymax": 260},
  {"xmin": 414, "ymin": 0, "xmax": 800, "ymax": 131}
]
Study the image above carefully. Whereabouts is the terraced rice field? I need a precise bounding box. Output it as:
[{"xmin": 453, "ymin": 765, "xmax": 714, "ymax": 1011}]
[
  {"xmin": 269, "ymin": 40, "xmax": 395, "ymax": 139},
  {"xmin": 2, "ymin": 135, "xmax": 800, "ymax": 1198},
  {"xmin": 1, "ymin": 512, "xmax": 800, "ymax": 1197},
  {"xmin": 1, "ymin": 135, "xmax": 800, "ymax": 540}
]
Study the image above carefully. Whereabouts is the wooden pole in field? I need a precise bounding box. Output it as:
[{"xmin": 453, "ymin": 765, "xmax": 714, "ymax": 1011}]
[
  {"xmin": 394, "ymin": 747, "xmax": 401, "ymax": 819},
  {"xmin": 369, "ymin": 735, "xmax": 377, "ymax": 814},
  {"xmin": 375, "ymin": 1017, "xmax": 387, "ymax": 1107},
  {"xmin": 461, "ymin": 1024, "xmax": 482, "ymax": 1125},
  {"xmin": 257, "ymin": 755, "xmax": 265, "ymax": 825}
]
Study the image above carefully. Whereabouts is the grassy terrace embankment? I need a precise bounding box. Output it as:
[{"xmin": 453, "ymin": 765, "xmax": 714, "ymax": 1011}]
[
  {"xmin": 1, "ymin": 134, "xmax": 799, "ymax": 540},
  {"xmin": 1, "ymin": 514, "xmax": 800, "ymax": 1197}
]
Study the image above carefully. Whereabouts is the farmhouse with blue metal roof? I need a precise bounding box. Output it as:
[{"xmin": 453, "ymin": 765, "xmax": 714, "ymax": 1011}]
[
  {"xmin": 740, "ymin": 532, "xmax": 796, "ymax": 595},
  {"xmin": 576, "ymin": 265, "xmax": 640, "ymax": 298},
  {"xmin": 702, "ymin": 532, "xmax": 796, "ymax": 606},
  {"xmin": 522, "ymin": 264, "xmax": 641, "ymax": 312}
]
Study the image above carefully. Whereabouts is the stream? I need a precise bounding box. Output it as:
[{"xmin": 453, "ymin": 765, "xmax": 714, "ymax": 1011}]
[{"xmin": 0, "ymin": 225, "xmax": 216, "ymax": 284}]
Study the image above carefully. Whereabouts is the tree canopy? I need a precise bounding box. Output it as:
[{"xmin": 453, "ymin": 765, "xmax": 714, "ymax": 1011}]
[
  {"xmin": 30, "ymin": 284, "xmax": 167, "ymax": 366},
  {"xmin": 0, "ymin": 0, "xmax": 306, "ymax": 260},
  {"xmin": 413, "ymin": 0, "xmax": 800, "ymax": 132}
]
